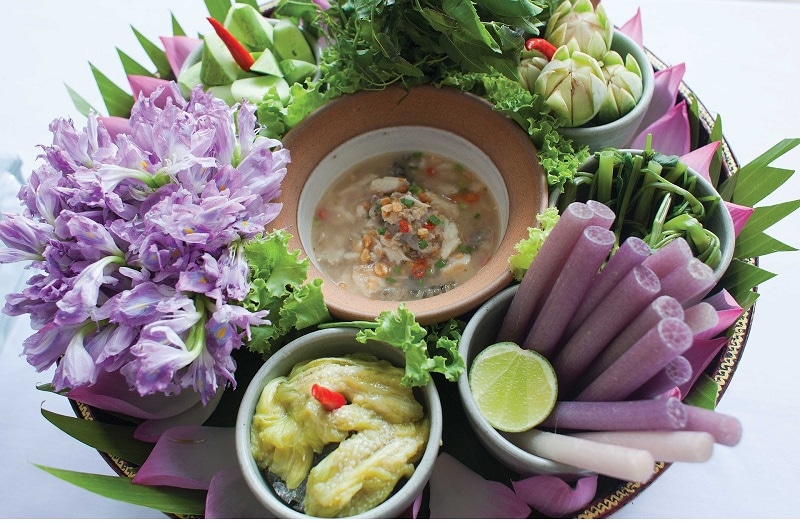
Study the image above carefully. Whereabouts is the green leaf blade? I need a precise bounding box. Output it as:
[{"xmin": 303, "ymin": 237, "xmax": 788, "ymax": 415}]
[
  {"xmin": 64, "ymin": 84, "xmax": 97, "ymax": 117},
  {"xmin": 116, "ymin": 48, "xmax": 154, "ymax": 78},
  {"xmin": 131, "ymin": 26, "xmax": 172, "ymax": 79},
  {"xmin": 41, "ymin": 408, "xmax": 154, "ymax": 466},
  {"xmin": 89, "ymin": 63, "xmax": 135, "ymax": 117},
  {"xmin": 34, "ymin": 465, "xmax": 206, "ymax": 516},
  {"xmin": 720, "ymin": 138, "xmax": 800, "ymax": 206},
  {"xmin": 205, "ymin": 0, "xmax": 233, "ymax": 21}
]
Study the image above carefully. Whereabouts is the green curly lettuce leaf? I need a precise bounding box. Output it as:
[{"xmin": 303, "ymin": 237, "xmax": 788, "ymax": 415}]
[
  {"xmin": 241, "ymin": 230, "xmax": 331, "ymax": 355},
  {"xmin": 508, "ymin": 206, "xmax": 561, "ymax": 280}
]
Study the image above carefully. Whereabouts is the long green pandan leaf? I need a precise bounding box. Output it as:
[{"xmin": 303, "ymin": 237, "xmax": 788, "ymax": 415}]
[
  {"xmin": 64, "ymin": 84, "xmax": 97, "ymax": 117},
  {"xmin": 116, "ymin": 48, "xmax": 154, "ymax": 78},
  {"xmin": 89, "ymin": 63, "xmax": 135, "ymax": 118},
  {"xmin": 41, "ymin": 408, "xmax": 154, "ymax": 466},
  {"xmin": 684, "ymin": 374, "xmax": 719, "ymax": 410},
  {"xmin": 34, "ymin": 465, "xmax": 206, "ymax": 516},
  {"xmin": 734, "ymin": 199, "xmax": 800, "ymax": 259},
  {"xmin": 171, "ymin": 12, "xmax": 187, "ymax": 36},
  {"xmin": 205, "ymin": 0, "xmax": 233, "ymax": 21},
  {"xmin": 708, "ymin": 114, "xmax": 723, "ymax": 187},
  {"xmin": 719, "ymin": 259, "xmax": 773, "ymax": 311},
  {"xmin": 719, "ymin": 138, "xmax": 800, "ymax": 206},
  {"xmin": 131, "ymin": 26, "xmax": 173, "ymax": 79}
]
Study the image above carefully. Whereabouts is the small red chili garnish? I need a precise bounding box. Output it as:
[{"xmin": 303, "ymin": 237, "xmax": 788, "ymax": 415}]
[
  {"xmin": 425, "ymin": 166, "xmax": 436, "ymax": 176},
  {"xmin": 207, "ymin": 17, "xmax": 255, "ymax": 71},
  {"xmin": 411, "ymin": 260, "xmax": 427, "ymax": 279},
  {"xmin": 524, "ymin": 37, "xmax": 557, "ymax": 61},
  {"xmin": 315, "ymin": 208, "xmax": 327, "ymax": 221},
  {"xmin": 423, "ymin": 222, "xmax": 436, "ymax": 230},
  {"xmin": 311, "ymin": 383, "xmax": 346, "ymax": 411},
  {"xmin": 398, "ymin": 220, "xmax": 410, "ymax": 233},
  {"xmin": 453, "ymin": 191, "xmax": 480, "ymax": 204}
]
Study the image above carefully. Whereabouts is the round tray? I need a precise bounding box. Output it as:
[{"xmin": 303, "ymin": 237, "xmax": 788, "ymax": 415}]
[{"xmin": 71, "ymin": 47, "xmax": 753, "ymax": 518}]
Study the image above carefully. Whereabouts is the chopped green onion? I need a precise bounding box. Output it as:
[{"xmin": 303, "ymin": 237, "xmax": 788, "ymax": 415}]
[
  {"xmin": 473, "ymin": 213, "xmax": 481, "ymax": 220},
  {"xmin": 386, "ymin": 277, "xmax": 396, "ymax": 284},
  {"xmin": 435, "ymin": 259, "xmax": 447, "ymax": 269},
  {"xmin": 419, "ymin": 239, "xmax": 429, "ymax": 249},
  {"xmin": 401, "ymin": 197, "xmax": 415, "ymax": 208},
  {"xmin": 377, "ymin": 227, "xmax": 386, "ymax": 235},
  {"xmin": 457, "ymin": 244, "xmax": 474, "ymax": 254},
  {"xmin": 427, "ymin": 215, "xmax": 442, "ymax": 226},
  {"xmin": 409, "ymin": 185, "xmax": 421, "ymax": 195}
]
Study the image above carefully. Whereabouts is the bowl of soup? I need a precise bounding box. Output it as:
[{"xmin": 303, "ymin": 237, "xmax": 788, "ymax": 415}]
[
  {"xmin": 273, "ymin": 85, "xmax": 547, "ymax": 324},
  {"xmin": 235, "ymin": 327, "xmax": 443, "ymax": 518}
]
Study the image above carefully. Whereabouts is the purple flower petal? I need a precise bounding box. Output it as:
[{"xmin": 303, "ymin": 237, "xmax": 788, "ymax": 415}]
[
  {"xmin": 512, "ymin": 474, "xmax": 599, "ymax": 518},
  {"xmin": 133, "ymin": 386, "xmax": 225, "ymax": 443},
  {"xmin": 160, "ymin": 36, "xmax": 203, "ymax": 77},
  {"xmin": 678, "ymin": 336, "xmax": 729, "ymax": 397},
  {"xmin": 67, "ymin": 369, "xmax": 203, "ymax": 419},
  {"xmin": 632, "ymin": 100, "xmax": 691, "ymax": 155},
  {"xmin": 703, "ymin": 288, "xmax": 745, "ymax": 334},
  {"xmin": 635, "ymin": 63, "xmax": 686, "ymax": 137},
  {"xmin": 98, "ymin": 116, "xmax": 131, "ymax": 141},
  {"xmin": 618, "ymin": 8, "xmax": 643, "ymax": 47},
  {"xmin": 132, "ymin": 425, "xmax": 236, "ymax": 490},
  {"xmin": 205, "ymin": 467, "xmax": 272, "ymax": 518},
  {"xmin": 681, "ymin": 141, "xmax": 721, "ymax": 183},
  {"xmin": 128, "ymin": 76, "xmax": 182, "ymax": 109},
  {"xmin": 725, "ymin": 201, "xmax": 754, "ymax": 237},
  {"xmin": 428, "ymin": 453, "xmax": 531, "ymax": 518}
]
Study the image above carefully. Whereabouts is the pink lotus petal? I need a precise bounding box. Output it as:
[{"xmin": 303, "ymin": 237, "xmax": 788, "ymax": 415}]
[
  {"xmin": 678, "ymin": 336, "xmax": 729, "ymax": 397},
  {"xmin": 724, "ymin": 201, "xmax": 755, "ymax": 237},
  {"xmin": 428, "ymin": 453, "xmax": 531, "ymax": 519},
  {"xmin": 127, "ymin": 75, "xmax": 177, "ymax": 108},
  {"xmin": 512, "ymin": 474, "xmax": 599, "ymax": 518},
  {"xmin": 205, "ymin": 467, "xmax": 272, "ymax": 518},
  {"xmin": 635, "ymin": 63, "xmax": 686, "ymax": 136},
  {"xmin": 66, "ymin": 370, "xmax": 203, "ymax": 420},
  {"xmin": 98, "ymin": 116, "xmax": 131, "ymax": 140},
  {"xmin": 160, "ymin": 35, "xmax": 203, "ymax": 77},
  {"xmin": 133, "ymin": 387, "xmax": 225, "ymax": 442},
  {"xmin": 703, "ymin": 288, "xmax": 745, "ymax": 334},
  {"xmin": 132, "ymin": 425, "xmax": 236, "ymax": 490},
  {"xmin": 632, "ymin": 99, "xmax": 691, "ymax": 156},
  {"xmin": 618, "ymin": 8, "xmax": 643, "ymax": 48},
  {"xmin": 681, "ymin": 141, "xmax": 721, "ymax": 183}
]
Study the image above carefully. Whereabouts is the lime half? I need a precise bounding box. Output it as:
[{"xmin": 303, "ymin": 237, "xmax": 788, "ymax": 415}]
[{"xmin": 468, "ymin": 342, "xmax": 558, "ymax": 433}]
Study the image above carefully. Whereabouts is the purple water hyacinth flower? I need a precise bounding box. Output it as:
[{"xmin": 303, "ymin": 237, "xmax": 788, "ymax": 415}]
[{"xmin": 0, "ymin": 83, "xmax": 287, "ymax": 405}]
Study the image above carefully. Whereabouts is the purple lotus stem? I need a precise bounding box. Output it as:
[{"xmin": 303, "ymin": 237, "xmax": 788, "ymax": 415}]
[
  {"xmin": 552, "ymin": 264, "xmax": 662, "ymax": 397},
  {"xmin": 677, "ymin": 337, "xmax": 728, "ymax": 397},
  {"xmin": 641, "ymin": 237, "xmax": 693, "ymax": 278},
  {"xmin": 580, "ymin": 295, "xmax": 684, "ymax": 388},
  {"xmin": 683, "ymin": 302, "xmax": 719, "ymax": 339},
  {"xmin": 659, "ymin": 257, "xmax": 716, "ymax": 307},
  {"xmin": 539, "ymin": 396, "xmax": 688, "ymax": 431},
  {"xmin": 497, "ymin": 202, "xmax": 595, "ymax": 344},
  {"xmin": 575, "ymin": 317, "xmax": 693, "ymax": 402},
  {"xmin": 586, "ymin": 200, "xmax": 616, "ymax": 229},
  {"xmin": 682, "ymin": 405, "xmax": 742, "ymax": 446},
  {"xmin": 629, "ymin": 355, "xmax": 692, "ymax": 400},
  {"xmin": 523, "ymin": 226, "xmax": 616, "ymax": 358},
  {"xmin": 566, "ymin": 236, "xmax": 652, "ymax": 339}
]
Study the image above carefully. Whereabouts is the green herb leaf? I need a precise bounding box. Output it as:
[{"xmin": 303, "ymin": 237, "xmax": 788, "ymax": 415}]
[
  {"xmin": 88, "ymin": 63, "xmax": 134, "ymax": 118},
  {"xmin": 170, "ymin": 12, "xmax": 186, "ymax": 36},
  {"xmin": 41, "ymin": 408, "xmax": 154, "ymax": 466},
  {"xmin": 34, "ymin": 464, "xmax": 206, "ymax": 515},
  {"xmin": 64, "ymin": 84, "xmax": 97, "ymax": 117},
  {"xmin": 131, "ymin": 26, "xmax": 172, "ymax": 79},
  {"xmin": 708, "ymin": 115, "xmax": 723, "ymax": 187},
  {"xmin": 204, "ymin": 0, "xmax": 232, "ymax": 22},
  {"xmin": 733, "ymin": 199, "xmax": 800, "ymax": 258},
  {"xmin": 683, "ymin": 373, "xmax": 719, "ymax": 410},
  {"xmin": 719, "ymin": 259, "xmax": 775, "ymax": 310},
  {"xmin": 719, "ymin": 138, "xmax": 800, "ymax": 206}
]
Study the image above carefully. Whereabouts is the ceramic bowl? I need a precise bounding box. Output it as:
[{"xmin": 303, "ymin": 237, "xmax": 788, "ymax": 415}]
[
  {"xmin": 456, "ymin": 285, "xmax": 594, "ymax": 478},
  {"xmin": 273, "ymin": 85, "xmax": 547, "ymax": 325},
  {"xmin": 235, "ymin": 327, "xmax": 443, "ymax": 518},
  {"xmin": 559, "ymin": 30, "xmax": 656, "ymax": 152},
  {"xmin": 575, "ymin": 150, "xmax": 735, "ymax": 281}
]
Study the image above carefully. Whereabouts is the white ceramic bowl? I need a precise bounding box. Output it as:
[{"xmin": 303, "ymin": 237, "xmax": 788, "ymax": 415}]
[
  {"xmin": 457, "ymin": 285, "xmax": 594, "ymax": 477},
  {"xmin": 273, "ymin": 85, "xmax": 547, "ymax": 325},
  {"xmin": 235, "ymin": 327, "xmax": 443, "ymax": 518},
  {"xmin": 559, "ymin": 30, "xmax": 656, "ymax": 152}
]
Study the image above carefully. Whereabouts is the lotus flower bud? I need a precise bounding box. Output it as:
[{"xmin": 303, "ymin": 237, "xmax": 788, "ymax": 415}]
[
  {"xmin": 518, "ymin": 49, "xmax": 550, "ymax": 93},
  {"xmin": 533, "ymin": 39, "xmax": 606, "ymax": 127},
  {"xmin": 545, "ymin": 0, "xmax": 613, "ymax": 60},
  {"xmin": 596, "ymin": 50, "xmax": 644, "ymax": 124}
]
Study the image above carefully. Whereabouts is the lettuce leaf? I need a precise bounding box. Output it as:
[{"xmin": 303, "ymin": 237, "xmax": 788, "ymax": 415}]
[
  {"xmin": 241, "ymin": 230, "xmax": 331, "ymax": 355},
  {"xmin": 508, "ymin": 206, "xmax": 561, "ymax": 280}
]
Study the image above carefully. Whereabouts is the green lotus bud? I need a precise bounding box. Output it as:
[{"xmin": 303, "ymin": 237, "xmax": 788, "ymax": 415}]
[
  {"xmin": 596, "ymin": 50, "xmax": 644, "ymax": 124},
  {"xmin": 545, "ymin": 0, "xmax": 613, "ymax": 60},
  {"xmin": 533, "ymin": 39, "xmax": 606, "ymax": 127},
  {"xmin": 518, "ymin": 49, "xmax": 550, "ymax": 93}
]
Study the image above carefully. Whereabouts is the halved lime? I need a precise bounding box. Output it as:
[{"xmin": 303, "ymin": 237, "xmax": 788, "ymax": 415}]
[{"xmin": 468, "ymin": 342, "xmax": 558, "ymax": 433}]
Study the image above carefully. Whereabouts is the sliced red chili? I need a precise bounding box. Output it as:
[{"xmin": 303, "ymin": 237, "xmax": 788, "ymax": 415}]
[
  {"xmin": 311, "ymin": 383, "xmax": 346, "ymax": 411},
  {"xmin": 524, "ymin": 37, "xmax": 557, "ymax": 61},
  {"xmin": 411, "ymin": 261, "xmax": 427, "ymax": 279},
  {"xmin": 398, "ymin": 220, "xmax": 410, "ymax": 233},
  {"xmin": 207, "ymin": 17, "xmax": 255, "ymax": 71}
]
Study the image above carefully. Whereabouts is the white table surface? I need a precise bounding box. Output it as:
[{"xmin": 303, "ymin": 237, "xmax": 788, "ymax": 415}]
[{"xmin": 1, "ymin": 0, "xmax": 798, "ymax": 518}]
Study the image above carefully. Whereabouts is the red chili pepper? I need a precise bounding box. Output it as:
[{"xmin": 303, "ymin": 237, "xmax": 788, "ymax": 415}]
[
  {"xmin": 425, "ymin": 166, "xmax": 436, "ymax": 176},
  {"xmin": 424, "ymin": 222, "xmax": 436, "ymax": 230},
  {"xmin": 207, "ymin": 17, "xmax": 255, "ymax": 72},
  {"xmin": 311, "ymin": 383, "xmax": 346, "ymax": 411},
  {"xmin": 398, "ymin": 220, "xmax": 410, "ymax": 233},
  {"xmin": 411, "ymin": 260, "xmax": 427, "ymax": 279},
  {"xmin": 524, "ymin": 37, "xmax": 557, "ymax": 61}
]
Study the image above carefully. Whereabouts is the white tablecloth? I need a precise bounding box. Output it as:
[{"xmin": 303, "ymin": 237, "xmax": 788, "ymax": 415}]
[{"xmin": 1, "ymin": 0, "xmax": 798, "ymax": 518}]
